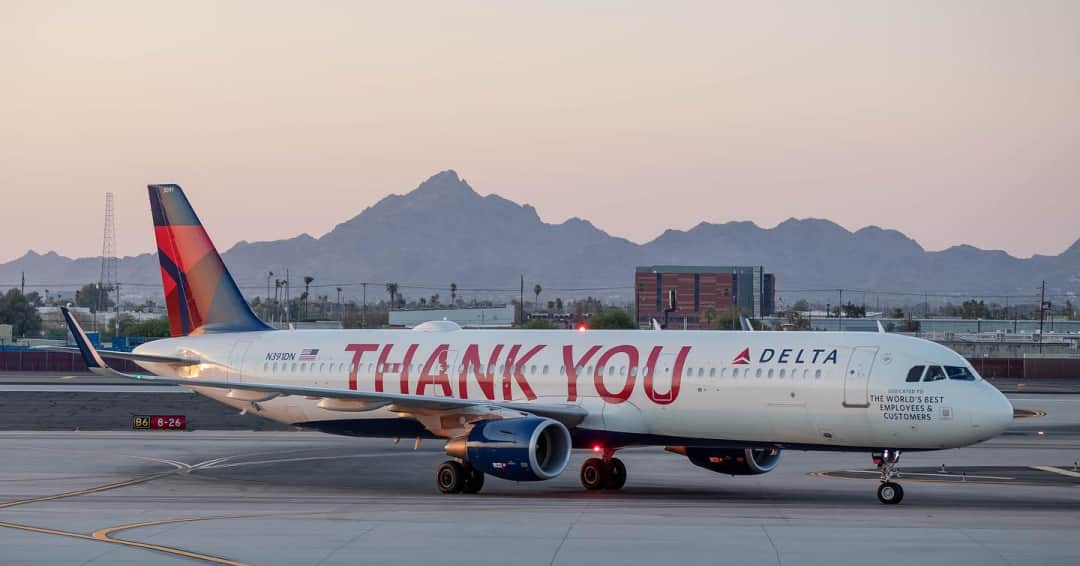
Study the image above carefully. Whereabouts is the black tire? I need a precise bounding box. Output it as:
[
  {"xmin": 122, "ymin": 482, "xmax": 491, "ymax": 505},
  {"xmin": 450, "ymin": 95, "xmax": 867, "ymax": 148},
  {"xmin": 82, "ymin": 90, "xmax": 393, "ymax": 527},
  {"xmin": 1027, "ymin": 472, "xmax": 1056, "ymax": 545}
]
[
  {"xmin": 436, "ymin": 460, "xmax": 465, "ymax": 494},
  {"xmin": 462, "ymin": 466, "xmax": 485, "ymax": 494},
  {"xmin": 877, "ymin": 482, "xmax": 904, "ymax": 505},
  {"xmin": 604, "ymin": 458, "xmax": 627, "ymax": 490},
  {"xmin": 580, "ymin": 458, "xmax": 607, "ymax": 490}
]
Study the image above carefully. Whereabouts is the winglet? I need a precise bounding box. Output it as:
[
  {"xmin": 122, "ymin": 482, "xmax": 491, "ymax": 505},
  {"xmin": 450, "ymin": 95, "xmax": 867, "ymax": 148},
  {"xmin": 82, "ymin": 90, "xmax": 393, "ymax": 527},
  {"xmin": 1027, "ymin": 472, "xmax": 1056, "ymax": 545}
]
[
  {"xmin": 60, "ymin": 306, "xmax": 110, "ymax": 374},
  {"xmin": 740, "ymin": 316, "xmax": 755, "ymax": 332}
]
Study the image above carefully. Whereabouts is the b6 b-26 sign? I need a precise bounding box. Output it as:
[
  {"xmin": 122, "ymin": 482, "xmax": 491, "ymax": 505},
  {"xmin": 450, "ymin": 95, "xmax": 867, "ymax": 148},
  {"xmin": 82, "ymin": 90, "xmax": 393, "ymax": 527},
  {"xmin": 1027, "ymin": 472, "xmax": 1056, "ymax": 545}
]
[{"xmin": 133, "ymin": 415, "xmax": 187, "ymax": 430}]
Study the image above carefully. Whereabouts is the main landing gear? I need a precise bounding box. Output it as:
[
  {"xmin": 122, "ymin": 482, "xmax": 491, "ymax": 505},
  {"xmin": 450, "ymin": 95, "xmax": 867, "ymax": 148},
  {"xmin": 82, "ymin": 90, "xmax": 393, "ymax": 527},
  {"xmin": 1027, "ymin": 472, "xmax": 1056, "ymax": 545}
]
[
  {"xmin": 873, "ymin": 449, "xmax": 904, "ymax": 505},
  {"xmin": 436, "ymin": 460, "xmax": 485, "ymax": 494},
  {"xmin": 580, "ymin": 448, "xmax": 627, "ymax": 491}
]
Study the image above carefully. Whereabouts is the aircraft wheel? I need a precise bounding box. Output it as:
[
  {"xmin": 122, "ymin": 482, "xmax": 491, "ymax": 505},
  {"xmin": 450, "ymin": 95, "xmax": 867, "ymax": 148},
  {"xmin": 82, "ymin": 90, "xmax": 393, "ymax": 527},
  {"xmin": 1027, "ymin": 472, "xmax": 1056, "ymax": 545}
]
[
  {"xmin": 580, "ymin": 458, "xmax": 607, "ymax": 490},
  {"xmin": 877, "ymin": 482, "xmax": 904, "ymax": 505},
  {"xmin": 604, "ymin": 458, "xmax": 627, "ymax": 490},
  {"xmin": 436, "ymin": 460, "xmax": 465, "ymax": 494},
  {"xmin": 462, "ymin": 466, "xmax": 485, "ymax": 494}
]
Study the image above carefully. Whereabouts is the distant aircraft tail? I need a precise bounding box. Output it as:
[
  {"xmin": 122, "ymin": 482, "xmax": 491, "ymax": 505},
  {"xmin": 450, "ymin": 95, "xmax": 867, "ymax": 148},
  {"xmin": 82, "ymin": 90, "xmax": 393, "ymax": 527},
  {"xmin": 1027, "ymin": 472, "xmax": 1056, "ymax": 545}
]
[{"xmin": 148, "ymin": 184, "xmax": 270, "ymax": 336}]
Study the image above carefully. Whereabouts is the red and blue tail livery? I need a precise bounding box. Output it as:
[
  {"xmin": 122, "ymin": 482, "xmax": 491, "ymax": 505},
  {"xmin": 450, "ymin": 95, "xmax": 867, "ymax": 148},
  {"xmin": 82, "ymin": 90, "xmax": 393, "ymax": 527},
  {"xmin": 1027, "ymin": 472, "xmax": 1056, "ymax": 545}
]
[{"xmin": 148, "ymin": 184, "xmax": 269, "ymax": 336}]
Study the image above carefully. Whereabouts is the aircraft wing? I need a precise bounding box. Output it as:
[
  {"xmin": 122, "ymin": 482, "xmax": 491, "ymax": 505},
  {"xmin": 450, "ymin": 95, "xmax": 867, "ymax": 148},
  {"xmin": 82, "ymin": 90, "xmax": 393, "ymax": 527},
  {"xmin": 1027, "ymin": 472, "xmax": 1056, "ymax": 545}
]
[
  {"xmin": 58, "ymin": 307, "xmax": 587, "ymax": 428},
  {"xmin": 33, "ymin": 345, "xmax": 201, "ymax": 366}
]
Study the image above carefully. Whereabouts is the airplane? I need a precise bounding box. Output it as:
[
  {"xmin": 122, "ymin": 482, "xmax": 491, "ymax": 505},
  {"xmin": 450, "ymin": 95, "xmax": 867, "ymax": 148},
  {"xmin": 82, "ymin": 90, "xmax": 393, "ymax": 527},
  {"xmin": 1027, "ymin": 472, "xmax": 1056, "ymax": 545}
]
[{"xmin": 52, "ymin": 184, "xmax": 1014, "ymax": 504}]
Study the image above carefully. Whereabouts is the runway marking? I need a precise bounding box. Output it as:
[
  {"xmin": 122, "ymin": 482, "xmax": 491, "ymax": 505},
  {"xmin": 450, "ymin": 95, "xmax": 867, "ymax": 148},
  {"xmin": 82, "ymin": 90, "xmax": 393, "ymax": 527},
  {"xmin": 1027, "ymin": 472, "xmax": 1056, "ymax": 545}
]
[
  {"xmin": 839, "ymin": 469, "xmax": 1016, "ymax": 480},
  {"xmin": 0, "ymin": 472, "xmax": 173, "ymax": 510},
  {"xmin": 202, "ymin": 451, "xmax": 430, "ymax": 469},
  {"xmin": 1031, "ymin": 465, "xmax": 1080, "ymax": 479},
  {"xmin": 0, "ymin": 455, "xmax": 252, "ymax": 564},
  {"xmin": 0, "ymin": 520, "xmax": 251, "ymax": 566}
]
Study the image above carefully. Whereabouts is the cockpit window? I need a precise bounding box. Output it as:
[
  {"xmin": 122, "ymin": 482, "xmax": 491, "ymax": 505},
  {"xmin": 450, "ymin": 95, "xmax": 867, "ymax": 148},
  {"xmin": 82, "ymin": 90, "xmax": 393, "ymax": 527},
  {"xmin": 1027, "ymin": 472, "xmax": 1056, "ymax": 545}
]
[
  {"xmin": 923, "ymin": 366, "xmax": 946, "ymax": 382},
  {"xmin": 944, "ymin": 366, "xmax": 976, "ymax": 381},
  {"xmin": 905, "ymin": 366, "xmax": 925, "ymax": 382}
]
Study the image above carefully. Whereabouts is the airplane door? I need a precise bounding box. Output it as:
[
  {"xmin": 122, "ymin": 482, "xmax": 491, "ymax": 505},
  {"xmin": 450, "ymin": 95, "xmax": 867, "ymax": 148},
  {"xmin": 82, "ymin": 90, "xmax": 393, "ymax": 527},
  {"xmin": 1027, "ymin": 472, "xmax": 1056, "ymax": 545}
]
[
  {"xmin": 649, "ymin": 353, "xmax": 679, "ymax": 405},
  {"xmin": 842, "ymin": 347, "xmax": 877, "ymax": 407},
  {"xmin": 226, "ymin": 340, "xmax": 252, "ymax": 382}
]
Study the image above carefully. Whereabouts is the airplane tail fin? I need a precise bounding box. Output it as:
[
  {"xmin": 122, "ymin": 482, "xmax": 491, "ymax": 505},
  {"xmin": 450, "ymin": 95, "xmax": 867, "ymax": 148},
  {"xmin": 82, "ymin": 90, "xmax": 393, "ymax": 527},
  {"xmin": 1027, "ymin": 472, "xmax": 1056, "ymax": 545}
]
[{"xmin": 148, "ymin": 184, "xmax": 270, "ymax": 336}]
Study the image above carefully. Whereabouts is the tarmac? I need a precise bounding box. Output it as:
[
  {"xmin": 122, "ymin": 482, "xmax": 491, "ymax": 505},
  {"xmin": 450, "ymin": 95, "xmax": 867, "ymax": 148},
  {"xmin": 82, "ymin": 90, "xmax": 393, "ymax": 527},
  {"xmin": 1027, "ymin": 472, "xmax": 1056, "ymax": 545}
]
[{"xmin": 0, "ymin": 374, "xmax": 1078, "ymax": 565}]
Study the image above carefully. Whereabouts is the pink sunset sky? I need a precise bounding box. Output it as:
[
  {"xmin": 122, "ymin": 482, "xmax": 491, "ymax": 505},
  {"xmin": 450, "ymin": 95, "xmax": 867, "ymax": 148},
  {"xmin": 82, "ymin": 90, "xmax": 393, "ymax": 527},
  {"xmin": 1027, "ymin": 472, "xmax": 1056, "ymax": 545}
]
[{"xmin": 2, "ymin": 0, "xmax": 1078, "ymax": 263}]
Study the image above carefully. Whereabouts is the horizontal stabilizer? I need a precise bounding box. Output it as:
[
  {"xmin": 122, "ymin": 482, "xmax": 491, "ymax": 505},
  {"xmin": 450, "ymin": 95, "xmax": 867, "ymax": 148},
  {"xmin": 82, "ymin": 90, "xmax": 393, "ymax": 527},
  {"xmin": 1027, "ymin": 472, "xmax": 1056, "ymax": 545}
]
[{"xmin": 34, "ymin": 345, "xmax": 200, "ymax": 366}]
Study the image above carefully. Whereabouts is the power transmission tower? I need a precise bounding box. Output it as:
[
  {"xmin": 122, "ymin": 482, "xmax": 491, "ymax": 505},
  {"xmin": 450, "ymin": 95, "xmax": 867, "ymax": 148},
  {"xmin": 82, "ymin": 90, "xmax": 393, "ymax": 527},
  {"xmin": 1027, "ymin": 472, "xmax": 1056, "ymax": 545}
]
[{"xmin": 99, "ymin": 192, "xmax": 119, "ymax": 336}]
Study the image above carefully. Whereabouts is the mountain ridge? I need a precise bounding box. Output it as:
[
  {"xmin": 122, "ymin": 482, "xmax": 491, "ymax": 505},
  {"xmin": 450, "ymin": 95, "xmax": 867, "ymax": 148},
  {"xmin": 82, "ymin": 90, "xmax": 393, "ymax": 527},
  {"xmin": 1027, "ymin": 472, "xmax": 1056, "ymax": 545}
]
[{"xmin": 2, "ymin": 170, "xmax": 1077, "ymax": 303}]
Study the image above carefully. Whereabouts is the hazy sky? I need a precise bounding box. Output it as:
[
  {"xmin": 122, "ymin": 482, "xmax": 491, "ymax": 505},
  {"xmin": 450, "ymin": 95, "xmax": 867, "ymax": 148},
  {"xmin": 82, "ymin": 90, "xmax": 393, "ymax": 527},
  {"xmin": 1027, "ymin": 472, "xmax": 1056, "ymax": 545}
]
[{"xmin": 2, "ymin": 0, "xmax": 1078, "ymax": 263}]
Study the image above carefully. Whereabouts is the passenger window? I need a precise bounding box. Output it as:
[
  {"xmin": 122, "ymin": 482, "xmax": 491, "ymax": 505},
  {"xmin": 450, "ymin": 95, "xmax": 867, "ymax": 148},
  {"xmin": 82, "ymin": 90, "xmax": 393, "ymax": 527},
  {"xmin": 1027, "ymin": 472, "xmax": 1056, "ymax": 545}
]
[
  {"xmin": 698, "ymin": 368, "xmax": 704, "ymax": 377},
  {"xmin": 767, "ymin": 369, "xmax": 774, "ymax": 379},
  {"xmin": 755, "ymin": 369, "xmax": 762, "ymax": 378},
  {"xmin": 945, "ymin": 366, "xmax": 976, "ymax": 381},
  {"xmin": 543, "ymin": 365, "xmax": 550, "ymax": 375},
  {"xmin": 906, "ymin": 365, "xmax": 925, "ymax": 382},
  {"xmin": 814, "ymin": 369, "xmax": 822, "ymax": 379},
  {"xmin": 709, "ymin": 368, "xmax": 716, "ymax": 378},
  {"xmin": 779, "ymin": 369, "xmax": 785, "ymax": 379},
  {"xmin": 686, "ymin": 367, "xmax": 693, "ymax": 377},
  {"xmin": 923, "ymin": 366, "xmax": 946, "ymax": 382}
]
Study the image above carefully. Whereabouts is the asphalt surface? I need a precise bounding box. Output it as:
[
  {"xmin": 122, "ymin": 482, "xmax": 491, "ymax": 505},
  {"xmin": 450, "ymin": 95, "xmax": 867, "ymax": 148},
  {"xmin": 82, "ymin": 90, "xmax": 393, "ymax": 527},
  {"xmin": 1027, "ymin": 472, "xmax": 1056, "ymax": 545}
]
[{"xmin": 0, "ymin": 376, "xmax": 1078, "ymax": 565}]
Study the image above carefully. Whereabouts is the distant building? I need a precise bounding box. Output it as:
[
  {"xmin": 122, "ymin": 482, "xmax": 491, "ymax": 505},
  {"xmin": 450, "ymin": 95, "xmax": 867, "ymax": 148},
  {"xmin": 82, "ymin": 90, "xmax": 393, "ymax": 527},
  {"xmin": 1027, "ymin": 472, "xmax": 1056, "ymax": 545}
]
[
  {"xmin": 635, "ymin": 265, "xmax": 776, "ymax": 329},
  {"xmin": 389, "ymin": 305, "xmax": 516, "ymax": 328}
]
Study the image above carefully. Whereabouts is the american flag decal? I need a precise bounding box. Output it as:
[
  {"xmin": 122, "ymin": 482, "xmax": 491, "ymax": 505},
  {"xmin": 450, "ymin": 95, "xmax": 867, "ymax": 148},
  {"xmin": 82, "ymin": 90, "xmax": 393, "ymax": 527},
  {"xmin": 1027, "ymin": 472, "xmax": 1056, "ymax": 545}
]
[{"xmin": 299, "ymin": 348, "xmax": 319, "ymax": 361}]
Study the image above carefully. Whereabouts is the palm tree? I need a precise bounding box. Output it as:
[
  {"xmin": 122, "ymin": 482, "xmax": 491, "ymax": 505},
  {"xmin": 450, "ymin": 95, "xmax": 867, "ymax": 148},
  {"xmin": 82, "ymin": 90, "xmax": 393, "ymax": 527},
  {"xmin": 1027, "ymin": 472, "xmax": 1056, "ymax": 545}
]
[
  {"xmin": 386, "ymin": 282, "xmax": 399, "ymax": 311},
  {"xmin": 533, "ymin": 284, "xmax": 542, "ymax": 311},
  {"xmin": 450, "ymin": 282, "xmax": 457, "ymax": 308},
  {"xmin": 303, "ymin": 276, "xmax": 314, "ymax": 319}
]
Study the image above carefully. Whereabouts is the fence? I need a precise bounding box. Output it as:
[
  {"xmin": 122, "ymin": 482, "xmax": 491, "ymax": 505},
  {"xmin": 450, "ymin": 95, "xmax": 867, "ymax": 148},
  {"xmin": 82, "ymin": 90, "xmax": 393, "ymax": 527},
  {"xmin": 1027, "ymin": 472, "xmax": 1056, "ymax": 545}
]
[{"xmin": 0, "ymin": 351, "xmax": 143, "ymax": 373}]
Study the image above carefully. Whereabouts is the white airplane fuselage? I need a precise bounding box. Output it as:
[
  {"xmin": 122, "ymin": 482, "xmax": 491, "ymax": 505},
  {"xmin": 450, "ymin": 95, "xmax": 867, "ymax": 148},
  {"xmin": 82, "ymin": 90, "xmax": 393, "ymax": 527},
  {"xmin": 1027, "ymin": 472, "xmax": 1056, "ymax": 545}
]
[{"xmin": 134, "ymin": 325, "xmax": 1013, "ymax": 451}]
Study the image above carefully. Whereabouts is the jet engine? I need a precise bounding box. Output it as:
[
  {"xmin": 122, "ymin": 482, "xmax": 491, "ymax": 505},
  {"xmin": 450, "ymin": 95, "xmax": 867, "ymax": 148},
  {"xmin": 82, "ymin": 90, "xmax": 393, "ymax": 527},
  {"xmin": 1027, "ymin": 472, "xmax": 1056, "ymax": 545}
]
[
  {"xmin": 668, "ymin": 446, "xmax": 783, "ymax": 475},
  {"xmin": 445, "ymin": 417, "xmax": 572, "ymax": 482}
]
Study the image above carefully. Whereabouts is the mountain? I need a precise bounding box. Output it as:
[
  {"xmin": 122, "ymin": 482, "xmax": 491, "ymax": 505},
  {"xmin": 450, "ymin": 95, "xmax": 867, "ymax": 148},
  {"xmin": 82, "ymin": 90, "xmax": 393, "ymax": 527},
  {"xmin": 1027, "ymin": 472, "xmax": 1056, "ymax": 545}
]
[{"xmin": 2, "ymin": 170, "xmax": 1078, "ymax": 304}]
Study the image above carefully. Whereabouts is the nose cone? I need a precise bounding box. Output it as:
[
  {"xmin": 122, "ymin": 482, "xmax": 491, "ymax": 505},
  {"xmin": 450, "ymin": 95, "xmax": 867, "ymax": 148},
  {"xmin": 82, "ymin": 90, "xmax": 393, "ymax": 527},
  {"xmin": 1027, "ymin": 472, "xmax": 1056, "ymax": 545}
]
[{"xmin": 976, "ymin": 386, "xmax": 1013, "ymax": 440}]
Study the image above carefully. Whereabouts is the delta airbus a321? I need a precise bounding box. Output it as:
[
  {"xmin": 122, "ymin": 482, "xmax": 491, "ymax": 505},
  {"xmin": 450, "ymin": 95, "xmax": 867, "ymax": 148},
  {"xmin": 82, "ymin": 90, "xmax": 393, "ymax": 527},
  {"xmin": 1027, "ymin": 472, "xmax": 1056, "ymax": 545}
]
[{"xmin": 53, "ymin": 185, "xmax": 1014, "ymax": 504}]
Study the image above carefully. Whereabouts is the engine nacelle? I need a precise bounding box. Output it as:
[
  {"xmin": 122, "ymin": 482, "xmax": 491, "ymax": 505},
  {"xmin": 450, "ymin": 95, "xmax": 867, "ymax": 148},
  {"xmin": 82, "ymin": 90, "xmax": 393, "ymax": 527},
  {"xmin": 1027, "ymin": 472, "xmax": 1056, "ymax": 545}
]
[
  {"xmin": 445, "ymin": 417, "xmax": 572, "ymax": 482},
  {"xmin": 670, "ymin": 446, "xmax": 783, "ymax": 476}
]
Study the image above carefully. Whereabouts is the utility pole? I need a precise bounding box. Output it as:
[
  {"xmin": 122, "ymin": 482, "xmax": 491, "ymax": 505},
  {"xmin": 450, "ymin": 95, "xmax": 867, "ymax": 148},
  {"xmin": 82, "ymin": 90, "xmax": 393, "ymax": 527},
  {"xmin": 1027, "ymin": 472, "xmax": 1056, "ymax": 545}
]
[
  {"xmin": 838, "ymin": 289, "xmax": 843, "ymax": 331},
  {"xmin": 519, "ymin": 275, "xmax": 525, "ymax": 325},
  {"xmin": 266, "ymin": 271, "xmax": 273, "ymax": 320},
  {"xmin": 361, "ymin": 283, "xmax": 367, "ymax": 328},
  {"xmin": 1039, "ymin": 280, "xmax": 1046, "ymax": 353},
  {"xmin": 284, "ymin": 269, "xmax": 290, "ymax": 325},
  {"xmin": 20, "ymin": 272, "xmax": 25, "ymax": 295}
]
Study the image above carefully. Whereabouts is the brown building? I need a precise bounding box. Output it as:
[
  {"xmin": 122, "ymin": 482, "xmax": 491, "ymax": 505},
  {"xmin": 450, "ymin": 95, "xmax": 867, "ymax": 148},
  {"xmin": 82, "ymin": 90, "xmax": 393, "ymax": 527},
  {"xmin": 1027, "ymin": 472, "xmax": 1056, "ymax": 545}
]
[{"xmin": 635, "ymin": 265, "xmax": 775, "ymax": 330}]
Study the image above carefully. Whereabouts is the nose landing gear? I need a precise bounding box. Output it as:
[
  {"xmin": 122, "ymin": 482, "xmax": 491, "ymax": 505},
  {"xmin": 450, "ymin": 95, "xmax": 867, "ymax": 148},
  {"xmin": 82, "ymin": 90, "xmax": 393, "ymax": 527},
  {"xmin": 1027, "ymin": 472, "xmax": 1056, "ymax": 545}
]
[{"xmin": 873, "ymin": 450, "xmax": 904, "ymax": 505}]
